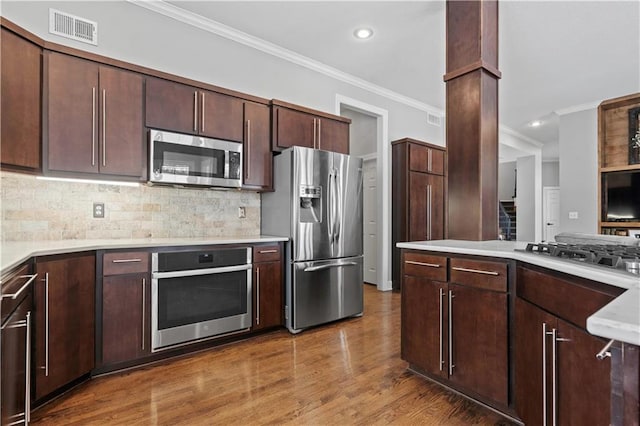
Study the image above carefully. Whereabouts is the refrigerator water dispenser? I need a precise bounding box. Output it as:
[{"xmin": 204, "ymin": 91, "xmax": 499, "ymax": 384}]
[{"xmin": 299, "ymin": 185, "xmax": 322, "ymax": 223}]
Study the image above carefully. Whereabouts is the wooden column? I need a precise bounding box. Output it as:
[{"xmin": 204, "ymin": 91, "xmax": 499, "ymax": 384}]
[{"xmin": 445, "ymin": 0, "xmax": 501, "ymax": 240}]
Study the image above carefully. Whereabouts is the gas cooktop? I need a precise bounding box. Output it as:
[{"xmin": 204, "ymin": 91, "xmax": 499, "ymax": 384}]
[{"xmin": 517, "ymin": 242, "xmax": 640, "ymax": 274}]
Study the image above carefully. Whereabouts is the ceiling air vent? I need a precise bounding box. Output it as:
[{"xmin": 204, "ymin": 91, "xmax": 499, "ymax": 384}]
[
  {"xmin": 49, "ymin": 9, "xmax": 98, "ymax": 46},
  {"xmin": 427, "ymin": 112, "xmax": 442, "ymax": 127}
]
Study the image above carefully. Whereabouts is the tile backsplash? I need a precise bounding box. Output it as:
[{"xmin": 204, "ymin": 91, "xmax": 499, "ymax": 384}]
[{"xmin": 1, "ymin": 171, "xmax": 260, "ymax": 241}]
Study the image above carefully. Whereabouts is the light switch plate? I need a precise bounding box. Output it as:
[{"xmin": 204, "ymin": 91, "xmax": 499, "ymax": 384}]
[
  {"xmin": 569, "ymin": 211, "xmax": 579, "ymax": 219},
  {"xmin": 238, "ymin": 206, "xmax": 246, "ymax": 218}
]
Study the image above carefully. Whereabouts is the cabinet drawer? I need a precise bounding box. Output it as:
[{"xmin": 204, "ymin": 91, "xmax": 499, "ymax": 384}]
[
  {"xmin": 517, "ymin": 266, "xmax": 622, "ymax": 328},
  {"xmin": 449, "ymin": 258, "xmax": 507, "ymax": 292},
  {"xmin": 409, "ymin": 143, "xmax": 445, "ymax": 175},
  {"xmin": 253, "ymin": 244, "xmax": 282, "ymax": 263},
  {"xmin": 103, "ymin": 252, "xmax": 149, "ymax": 276},
  {"xmin": 402, "ymin": 252, "xmax": 447, "ymax": 281}
]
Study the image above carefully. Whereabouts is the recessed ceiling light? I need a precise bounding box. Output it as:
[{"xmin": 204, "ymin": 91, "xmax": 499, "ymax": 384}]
[
  {"xmin": 530, "ymin": 120, "xmax": 542, "ymax": 127},
  {"xmin": 353, "ymin": 28, "xmax": 373, "ymax": 40}
]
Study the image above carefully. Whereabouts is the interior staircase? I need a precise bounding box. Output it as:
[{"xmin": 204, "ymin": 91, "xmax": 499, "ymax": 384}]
[{"xmin": 499, "ymin": 200, "xmax": 517, "ymax": 240}]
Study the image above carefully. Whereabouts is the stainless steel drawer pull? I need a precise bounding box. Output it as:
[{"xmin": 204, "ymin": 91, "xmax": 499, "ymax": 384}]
[
  {"xmin": 258, "ymin": 249, "xmax": 278, "ymax": 254},
  {"xmin": 1, "ymin": 273, "xmax": 37, "ymax": 300},
  {"xmin": 405, "ymin": 260, "xmax": 441, "ymax": 268},
  {"xmin": 596, "ymin": 339, "xmax": 615, "ymax": 360},
  {"xmin": 451, "ymin": 266, "xmax": 499, "ymax": 276},
  {"xmin": 112, "ymin": 258, "xmax": 143, "ymax": 264}
]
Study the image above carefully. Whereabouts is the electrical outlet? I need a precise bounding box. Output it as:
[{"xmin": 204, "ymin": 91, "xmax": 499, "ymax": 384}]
[
  {"xmin": 569, "ymin": 211, "xmax": 579, "ymax": 219},
  {"xmin": 93, "ymin": 202, "xmax": 105, "ymax": 218},
  {"xmin": 238, "ymin": 206, "xmax": 246, "ymax": 218}
]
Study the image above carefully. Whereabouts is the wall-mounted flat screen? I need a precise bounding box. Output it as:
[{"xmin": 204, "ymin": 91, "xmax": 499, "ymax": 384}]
[{"xmin": 603, "ymin": 170, "xmax": 640, "ymax": 221}]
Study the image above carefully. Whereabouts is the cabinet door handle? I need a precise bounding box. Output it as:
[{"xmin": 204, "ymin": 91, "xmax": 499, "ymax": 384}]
[
  {"xmin": 1, "ymin": 273, "xmax": 37, "ymax": 300},
  {"xmin": 246, "ymin": 119, "xmax": 251, "ymax": 180},
  {"xmin": 318, "ymin": 118, "xmax": 322, "ymax": 150},
  {"xmin": 596, "ymin": 339, "xmax": 615, "ymax": 360},
  {"xmin": 404, "ymin": 260, "xmax": 441, "ymax": 268},
  {"xmin": 448, "ymin": 290, "xmax": 455, "ymax": 375},
  {"xmin": 111, "ymin": 258, "xmax": 142, "ymax": 264},
  {"xmin": 25, "ymin": 311, "xmax": 31, "ymax": 423},
  {"xmin": 201, "ymin": 92, "xmax": 205, "ymax": 133},
  {"xmin": 312, "ymin": 118, "xmax": 317, "ymax": 149},
  {"xmin": 426, "ymin": 184, "xmax": 432, "ymax": 240},
  {"xmin": 259, "ymin": 249, "xmax": 278, "ymax": 254},
  {"xmin": 428, "ymin": 149, "xmax": 433, "ymax": 172},
  {"xmin": 451, "ymin": 266, "xmax": 499, "ymax": 276},
  {"xmin": 193, "ymin": 91, "xmax": 198, "ymax": 132},
  {"xmin": 551, "ymin": 328, "xmax": 558, "ymax": 426},
  {"xmin": 92, "ymin": 87, "xmax": 96, "ymax": 166},
  {"xmin": 141, "ymin": 278, "xmax": 146, "ymax": 352},
  {"xmin": 542, "ymin": 323, "xmax": 549, "ymax": 426},
  {"xmin": 439, "ymin": 287, "xmax": 444, "ymax": 371},
  {"xmin": 43, "ymin": 273, "xmax": 50, "ymax": 377},
  {"xmin": 102, "ymin": 89, "xmax": 106, "ymax": 167},
  {"xmin": 256, "ymin": 267, "xmax": 260, "ymax": 326}
]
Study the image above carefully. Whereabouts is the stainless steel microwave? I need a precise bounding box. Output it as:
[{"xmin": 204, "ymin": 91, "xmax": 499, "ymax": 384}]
[{"xmin": 148, "ymin": 129, "xmax": 242, "ymax": 188}]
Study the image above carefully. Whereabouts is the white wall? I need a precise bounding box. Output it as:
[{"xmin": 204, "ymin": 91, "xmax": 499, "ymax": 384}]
[
  {"xmin": 341, "ymin": 109, "xmax": 377, "ymax": 157},
  {"xmin": 498, "ymin": 161, "xmax": 516, "ymax": 200},
  {"xmin": 542, "ymin": 161, "xmax": 560, "ymax": 187},
  {"xmin": 516, "ymin": 155, "xmax": 536, "ymax": 241},
  {"xmin": 558, "ymin": 108, "xmax": 598, "ymax": 233}
]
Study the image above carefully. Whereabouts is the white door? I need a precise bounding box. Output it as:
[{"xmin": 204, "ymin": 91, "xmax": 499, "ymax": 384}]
[
  {"xmin": 543, "ymin": 187, "xmax": 560, "ymax": 241},
  {"xmin": 362, "ymin": 158, "xmax": 378, "ymax": 284}
]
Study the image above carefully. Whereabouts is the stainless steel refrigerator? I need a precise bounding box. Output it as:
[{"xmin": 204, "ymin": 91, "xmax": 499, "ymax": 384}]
[{"xmin": 261, "ymin": 146, "xmax": 363, "ymax": 333}]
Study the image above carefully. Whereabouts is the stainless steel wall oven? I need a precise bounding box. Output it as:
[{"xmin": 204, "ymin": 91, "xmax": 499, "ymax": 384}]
[{"xmin": 151, "ymin": 247, "xmax": 251, "ymax": 352}]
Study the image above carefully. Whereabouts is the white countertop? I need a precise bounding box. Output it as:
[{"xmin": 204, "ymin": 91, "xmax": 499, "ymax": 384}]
[
  {"xmin": 0, "ymin": 236, "xmax": 288, "ymax": 273},
  {"xmin": 397, "ymin": 239, "xmax": 640, "ymax": 346}
]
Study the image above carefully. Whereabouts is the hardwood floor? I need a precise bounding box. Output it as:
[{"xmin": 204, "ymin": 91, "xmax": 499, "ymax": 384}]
[{"xmin": 31, "ymin": 285, "xmax": 515, "ymax": 425}]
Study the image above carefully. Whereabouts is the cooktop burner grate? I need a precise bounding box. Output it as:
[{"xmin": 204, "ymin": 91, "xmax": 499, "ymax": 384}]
[{"xmin": 518, "ymin": 242, "xmax": 640, "ymax": 272}]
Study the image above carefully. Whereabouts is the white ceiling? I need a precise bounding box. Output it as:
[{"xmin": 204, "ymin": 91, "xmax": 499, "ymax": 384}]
[{"xmin": 166, "ymin": 1, "xmax": 638, "ymax": 160}]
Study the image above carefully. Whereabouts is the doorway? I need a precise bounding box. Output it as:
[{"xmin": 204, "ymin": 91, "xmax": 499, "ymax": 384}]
[
  {"xmin": 543, "ymin": 187, "xmax": 560, "ymax": 241},
  {"xmin": 337, "ymin": 95, "xmax": 390, "ymax": 291}
]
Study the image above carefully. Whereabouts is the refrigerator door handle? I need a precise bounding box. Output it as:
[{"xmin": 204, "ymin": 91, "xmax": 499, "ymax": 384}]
[
  {"xmin": 334, "ymin": 171, "xmax": 341, "ymax": 243},
  {"xmin": 303, "ymin": 261, "xmax": 359, "ymax": 272},
  {"xmin": 327, "ymin": 170, "xmax": 334, "ymax": 244}
]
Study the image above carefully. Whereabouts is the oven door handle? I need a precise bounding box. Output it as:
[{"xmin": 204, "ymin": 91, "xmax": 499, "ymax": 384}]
[{"xmin": 152, "ymin": 264, "xmax": 251, "ymax": 279}]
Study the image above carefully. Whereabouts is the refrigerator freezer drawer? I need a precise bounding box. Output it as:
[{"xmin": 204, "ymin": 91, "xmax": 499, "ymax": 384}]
[{"xmin": 291, "ymin": 255, "xmax": 363, "ymax": 331}]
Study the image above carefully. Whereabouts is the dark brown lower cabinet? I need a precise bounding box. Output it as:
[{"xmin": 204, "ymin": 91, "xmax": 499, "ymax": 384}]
[
  {"xmin": 401, "ymin": 275, "xmax": 447, "ymax": 379},
  {"xmin": 101, "ymin": 274, "xmax": 150, "ymax": 365},
  {"xmin": 1, "ymin": 285, "xmax": 32, "ymax": 425},
  {"xmin": 515, "ymin": 298, "xmax": 612, "ymax": 426},
  {"xmin": 253, "ymin": 261, "xmax": 283, "ymax": 330},
  {"xmin": 400, "ymin": 251, "xmax": 509, "ymax": 408},
  {"xmin": 449, "ymin": 283, "xmax": 508, "ymax": 406},
  {"xmin": 34, "ymin": 254, "xmax": 95, "ymax": 401}
]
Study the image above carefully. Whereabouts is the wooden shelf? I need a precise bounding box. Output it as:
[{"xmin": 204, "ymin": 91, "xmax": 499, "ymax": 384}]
[
  {"xmin": 598, "ymin": 93, "xmax": 640, "ymax": 237},
  {"xmin": 600, "ymin": 164, "xmax": 640, "ymax": 173},
  {"xmin": 600, "ymin": 222, "xmax": 640, "ymax": 228}
]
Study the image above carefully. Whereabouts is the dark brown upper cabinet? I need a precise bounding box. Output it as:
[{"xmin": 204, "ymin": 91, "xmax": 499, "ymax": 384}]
[
  {"xmin": 145, "ymin": 77, "xmax": 244, "ymax": 142},
  {"xmin": 1, "ymin": 28, "xmax": 42, "ymax": 171},
  {"xmin": 243, "ymin": 102, "xmax": 272, "ymax": 190},
  {"xmin": 271, "ymin": 100, "xmax": 350, "ymax": 154},
  {"xmin": 45, "ymin": 52, "xmax": 145, "ymax": 179}
]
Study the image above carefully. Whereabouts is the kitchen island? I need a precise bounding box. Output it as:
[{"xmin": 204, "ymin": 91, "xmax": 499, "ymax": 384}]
[{"xmin": 397, "ymin": 239, "xmax": 639, "ymax": 426}]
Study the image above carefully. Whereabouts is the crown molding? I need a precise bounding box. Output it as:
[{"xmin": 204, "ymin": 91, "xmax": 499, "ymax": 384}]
[
  {"xmin": 554, "ymin": 101, "xmax": 599, "ymax": 116},
  {"xmin": 498, "ymin": 125, "xmax": 545, "ymax": 148},
  {"xmin": 127, "ymin": 0, "xmax": 444, "ymax": 116}
]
